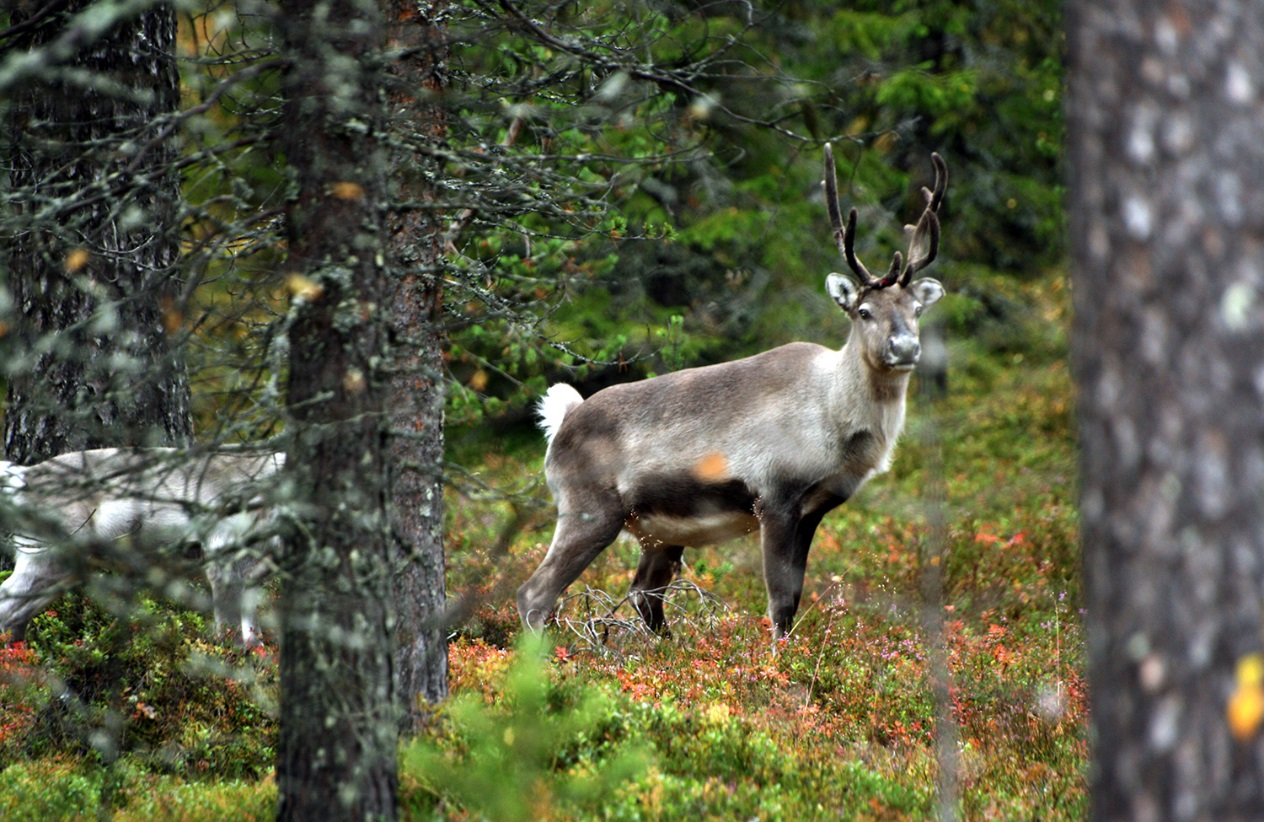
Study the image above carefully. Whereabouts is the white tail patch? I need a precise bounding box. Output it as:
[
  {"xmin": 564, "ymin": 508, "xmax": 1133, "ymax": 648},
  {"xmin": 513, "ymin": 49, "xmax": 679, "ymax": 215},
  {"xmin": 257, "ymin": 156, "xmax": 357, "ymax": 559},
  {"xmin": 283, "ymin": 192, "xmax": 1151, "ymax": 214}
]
[{"xmin": 537, "ymin": 384, "xmax": 584, "ymax": 445}]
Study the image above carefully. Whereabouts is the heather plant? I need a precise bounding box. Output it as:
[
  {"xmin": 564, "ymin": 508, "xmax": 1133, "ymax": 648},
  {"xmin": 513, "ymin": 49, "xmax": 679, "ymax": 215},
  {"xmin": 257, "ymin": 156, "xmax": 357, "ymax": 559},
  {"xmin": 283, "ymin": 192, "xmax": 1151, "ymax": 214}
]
[
  {"xmin": 0, "ymin": 582, "xmax": 278, "ymax": 779},
  {"xmin": 0, "ymin": 639, "xmax": 46, "ymax": 762},
  {"xmin": 0, "ymin": 758, "xmax": 275, "ymax": 822}
]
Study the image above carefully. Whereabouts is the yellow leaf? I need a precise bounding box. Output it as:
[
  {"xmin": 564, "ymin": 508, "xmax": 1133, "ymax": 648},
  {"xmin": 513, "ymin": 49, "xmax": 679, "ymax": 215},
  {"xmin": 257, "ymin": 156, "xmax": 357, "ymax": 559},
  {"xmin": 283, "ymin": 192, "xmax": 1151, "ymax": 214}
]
[
  {"xmin": 1229, "ymin": 685, "xmax": 1264, "ymax": 741},
  {"xmin": 330, "ymin": 181, "xmax": 365, "ymax": 201},
  {"xmin": 1239, "ymin": 654, "xmax": 1264, "ymax": 688},
  {"xmin": 64, "ymin": 248, "xmax": 91, "ymax": 273},
  {"xmin": 469, "ymin": 369, "xmax": 488, "ymax": 392},
  {"xmin": 704, "ymin": 703, "xmax": 731, "ymax": 726},
  {"xmin": 160, "ymin": 297, "xmax": 184, "ymax": 335},
  {"xmin": 342, "ymin": 367, "xmax": 366, "ymax": 394},
  {"xmin": 1228, "ymin": 654, "xmax": 1264, "ymax": 741},
  {"xmin": 286, "ymin": 272, "xmax": 324, "ymax": 302}
]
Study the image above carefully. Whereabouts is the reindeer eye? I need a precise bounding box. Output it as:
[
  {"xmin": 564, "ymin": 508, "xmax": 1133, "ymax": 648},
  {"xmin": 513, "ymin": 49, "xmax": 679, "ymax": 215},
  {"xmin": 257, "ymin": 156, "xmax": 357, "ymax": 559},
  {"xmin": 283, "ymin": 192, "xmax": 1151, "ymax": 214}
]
[
  {"xmin": 857, "ymin": 306, "xmax": 874, "ymax": 321},
  {"xmin": 913, "ymin": 304, "xmax": 924, "ymax": 318}
]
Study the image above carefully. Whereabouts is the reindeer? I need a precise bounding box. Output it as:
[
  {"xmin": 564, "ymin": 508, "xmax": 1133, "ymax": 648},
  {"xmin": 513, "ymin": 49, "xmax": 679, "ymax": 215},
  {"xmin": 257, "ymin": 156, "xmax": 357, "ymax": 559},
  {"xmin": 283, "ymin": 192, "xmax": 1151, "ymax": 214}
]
[
  {"xmin": 518, "ymin": 146, "xmax": 948, "ymax": 638},
  {"xmin": 0, "ymin": 447, "xmax": 284, "ymax": 646}
]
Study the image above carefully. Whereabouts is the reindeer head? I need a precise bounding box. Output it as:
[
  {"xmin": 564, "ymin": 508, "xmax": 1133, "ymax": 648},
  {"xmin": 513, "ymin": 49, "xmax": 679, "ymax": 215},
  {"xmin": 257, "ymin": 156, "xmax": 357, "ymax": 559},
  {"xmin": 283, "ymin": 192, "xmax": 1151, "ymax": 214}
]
[{"xmin": 823, "ymin": 145, "xmax": 947, "ymax": 372}]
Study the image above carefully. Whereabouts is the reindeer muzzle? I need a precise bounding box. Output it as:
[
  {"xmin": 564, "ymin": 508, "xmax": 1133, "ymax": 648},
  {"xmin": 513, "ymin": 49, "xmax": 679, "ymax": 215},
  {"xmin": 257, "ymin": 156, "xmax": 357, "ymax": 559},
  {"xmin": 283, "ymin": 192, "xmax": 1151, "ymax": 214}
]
[{"xmin": 885, "ymin": 335, "xmax": 921, "ymax": 369}]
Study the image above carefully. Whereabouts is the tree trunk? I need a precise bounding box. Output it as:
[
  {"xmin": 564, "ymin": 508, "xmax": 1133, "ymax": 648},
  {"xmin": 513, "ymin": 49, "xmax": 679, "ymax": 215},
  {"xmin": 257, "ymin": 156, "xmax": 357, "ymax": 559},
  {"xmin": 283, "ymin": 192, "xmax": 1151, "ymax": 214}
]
[
  {"xmin": 3, "ymin": 0, "xmax": 192, "ymax": 463},
  {"xmin": 275, "ymin": 1, "xmax": 398, "ymax": 818},
  {"xmin": 1068, "ymin": 2, "xmax": 1264, "ymax": 817},
  {"xmin": 384, "ymin": 0, "xmax": 450, "ymax": 732}
]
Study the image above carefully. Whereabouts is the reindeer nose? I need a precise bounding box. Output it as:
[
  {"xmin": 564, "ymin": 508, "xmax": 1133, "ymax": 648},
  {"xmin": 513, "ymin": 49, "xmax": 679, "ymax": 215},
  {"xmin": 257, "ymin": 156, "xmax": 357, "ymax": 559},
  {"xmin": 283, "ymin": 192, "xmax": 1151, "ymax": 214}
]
[{"xmin": 888, "ymin": 335, "xmax": 921, "ymax": 366}]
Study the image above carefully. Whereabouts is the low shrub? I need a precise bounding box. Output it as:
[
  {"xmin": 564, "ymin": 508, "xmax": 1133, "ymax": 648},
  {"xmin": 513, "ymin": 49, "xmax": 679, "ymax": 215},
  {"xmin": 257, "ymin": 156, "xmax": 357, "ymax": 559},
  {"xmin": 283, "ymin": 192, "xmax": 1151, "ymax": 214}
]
[
  {"xmin": 401, "ymin": 635, "xmax": 649, "ymax": 820},
  {"xmin": 0, "ymin": 759, "xmax": 113, "ymax": 821},
  {"xmin": 4, "ymin": 587, "xmax": 277, "ymax": 780}
]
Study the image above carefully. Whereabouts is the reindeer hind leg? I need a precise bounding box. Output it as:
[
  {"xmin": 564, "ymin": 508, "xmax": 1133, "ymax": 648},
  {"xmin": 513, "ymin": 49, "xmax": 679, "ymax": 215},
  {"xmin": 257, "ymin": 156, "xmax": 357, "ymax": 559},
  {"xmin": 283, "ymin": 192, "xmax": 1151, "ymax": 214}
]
[
  {"xmin": 629, "ymin": 543, "xmax": 684, "ymax": 634},
  {"xmin": 517, "ymin": 490, "xmax": 625, "ymax": 630}
]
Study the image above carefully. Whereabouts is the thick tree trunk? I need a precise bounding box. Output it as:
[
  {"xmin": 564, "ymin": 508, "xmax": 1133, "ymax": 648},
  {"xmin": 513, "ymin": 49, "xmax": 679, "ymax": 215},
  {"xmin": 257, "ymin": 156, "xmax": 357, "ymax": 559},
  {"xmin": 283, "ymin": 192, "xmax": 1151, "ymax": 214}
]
[
  {"xmin": 3, "ymin": 0, "xmax": 192, "ymax": 463},
  {"xmin": 1068, "ymin": 2, "xmax": 1264, "ymax": 817},
  {"xmin": 275, "ymin": 1, "xmax": 398, "ymax": 818},
  {"xmin": 384, "ymin": 0, "xmax": 450, "ymax": 731}
]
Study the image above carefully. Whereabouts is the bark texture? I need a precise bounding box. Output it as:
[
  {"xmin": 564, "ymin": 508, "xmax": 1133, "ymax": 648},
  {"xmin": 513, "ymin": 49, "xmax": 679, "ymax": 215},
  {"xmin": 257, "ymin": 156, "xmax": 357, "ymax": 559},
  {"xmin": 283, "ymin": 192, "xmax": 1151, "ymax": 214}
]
[
  {"xmin": 1068, "ymin": 2, "xmax": 1264, "ymax": 817},
  {"xmin": 384, "ymin": 0, "xmax": 450, "ymax": 730},
  {"xmin": 3, "ymin": 0, "xmax": 192, "ymax": 463},
  {"xmin": 275, "ymin": 1, "xmax": 398, "ymax": 818}
]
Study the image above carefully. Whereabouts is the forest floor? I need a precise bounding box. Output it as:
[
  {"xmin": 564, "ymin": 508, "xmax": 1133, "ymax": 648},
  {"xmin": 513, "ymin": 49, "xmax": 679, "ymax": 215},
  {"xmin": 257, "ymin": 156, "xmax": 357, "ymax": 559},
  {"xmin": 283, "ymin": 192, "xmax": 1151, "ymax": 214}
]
[
  {"xmin": 0, "ymin": 275, "xmax": 1083, "ymax": 819},
  {"xmin": 429, "ymin": 287, "xmax": 1083, "ymax": 819}
]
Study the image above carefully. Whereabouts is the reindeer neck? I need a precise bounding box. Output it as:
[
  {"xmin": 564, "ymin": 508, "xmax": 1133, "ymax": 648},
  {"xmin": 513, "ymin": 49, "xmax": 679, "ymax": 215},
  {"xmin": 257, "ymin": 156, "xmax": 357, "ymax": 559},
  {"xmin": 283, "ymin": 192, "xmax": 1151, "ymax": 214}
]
[
  {"xmin": 827, "ymin": 336, "xmax": 913, "ymax": 452},
  {"xmin": 866, "ymin": 365, "xmax": 912, "ymax": 405}
]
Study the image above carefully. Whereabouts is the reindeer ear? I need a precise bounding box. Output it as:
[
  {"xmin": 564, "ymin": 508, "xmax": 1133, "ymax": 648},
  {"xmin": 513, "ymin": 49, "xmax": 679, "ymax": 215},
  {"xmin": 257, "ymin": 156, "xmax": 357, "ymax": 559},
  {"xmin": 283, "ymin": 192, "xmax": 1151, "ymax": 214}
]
[
  {"xmin": 910, "ymin": 277, "xmax": 945, "ymax": 308},
  {"xmin": 826, "ymin": 273, "xmax": 860, "ymax": 312}
]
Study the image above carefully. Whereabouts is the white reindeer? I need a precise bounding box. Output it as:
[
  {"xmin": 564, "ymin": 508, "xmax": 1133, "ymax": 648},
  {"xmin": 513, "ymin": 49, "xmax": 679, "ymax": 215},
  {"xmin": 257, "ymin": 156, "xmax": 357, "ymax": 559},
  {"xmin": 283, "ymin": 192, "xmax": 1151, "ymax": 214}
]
[{"xmin": 0, "ymin": 447, "xmax": 284, "ymax": 646}]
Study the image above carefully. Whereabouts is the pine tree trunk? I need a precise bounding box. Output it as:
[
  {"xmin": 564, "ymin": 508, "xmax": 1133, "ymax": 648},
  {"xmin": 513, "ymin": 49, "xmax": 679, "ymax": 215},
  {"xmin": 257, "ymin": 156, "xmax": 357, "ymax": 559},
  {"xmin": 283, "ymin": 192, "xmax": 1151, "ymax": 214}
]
[
  {"xmin": 275, "ymin": 1, "xmax": 399, "ymax": 818},
  {"xmin": 1068, "ymin": 2, "xmax": 1264, "ymax": 817},
  {"xmin": 3, "ymin": 0, "xmax": 192, "ymax": 463},
  {"xmin": 384, "ymin": 0, "xmax": 450, "ymax": 731}
]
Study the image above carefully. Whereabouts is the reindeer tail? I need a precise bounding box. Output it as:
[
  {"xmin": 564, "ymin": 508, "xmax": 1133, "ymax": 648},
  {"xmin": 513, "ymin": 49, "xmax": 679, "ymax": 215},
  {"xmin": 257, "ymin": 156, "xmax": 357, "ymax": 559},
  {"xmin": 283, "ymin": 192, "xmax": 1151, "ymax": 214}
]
[{"xmin": 536, "ymin": 384, "xmax": 584, "ymax": 445}]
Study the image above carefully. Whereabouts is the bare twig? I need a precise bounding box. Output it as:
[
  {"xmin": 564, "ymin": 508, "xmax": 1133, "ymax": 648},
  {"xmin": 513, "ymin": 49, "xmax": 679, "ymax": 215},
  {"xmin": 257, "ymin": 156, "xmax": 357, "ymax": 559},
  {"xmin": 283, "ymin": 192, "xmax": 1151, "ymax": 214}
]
[
  {"xmin": 442, "ymin": 114, "xmax": 526, "ymax": 256},
  {"xmin": 552, "ymin": 579, "xmax": 730, "ymax": 656}
]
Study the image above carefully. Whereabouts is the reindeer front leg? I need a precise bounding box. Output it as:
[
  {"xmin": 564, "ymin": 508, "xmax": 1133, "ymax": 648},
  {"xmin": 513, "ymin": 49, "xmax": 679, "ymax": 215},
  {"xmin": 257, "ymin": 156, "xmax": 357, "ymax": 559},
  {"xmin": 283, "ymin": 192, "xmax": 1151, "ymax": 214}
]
[
  {"xmin": 759, "ymin": 502, "xmax": 835, "ymax": 639},
  {"xmin": 0, "ymin": 545, "xmax": 68, "ymax": 643},
  {"xmin": 206, "ymin": 558, "xmax": 251, "ymax": 645},
  {"xmin": 759, "ymin": 502, "xmax": 809, "ymax": 638}
]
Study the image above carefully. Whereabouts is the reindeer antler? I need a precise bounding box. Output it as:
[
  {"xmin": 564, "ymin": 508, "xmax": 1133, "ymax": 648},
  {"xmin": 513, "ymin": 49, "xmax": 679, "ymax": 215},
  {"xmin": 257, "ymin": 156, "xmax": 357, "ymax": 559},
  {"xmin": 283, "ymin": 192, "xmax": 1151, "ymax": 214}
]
[
  {"xmin": 900, "ymin": 152, "xmax": 947, "ymax": 286},
  {"xmin": 824, "ymin": 146, "xmax": 948, "ymax": 290},
  {"xmin": 826, "ymin": 144, "xmax": 879, "ymax": 287}
]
